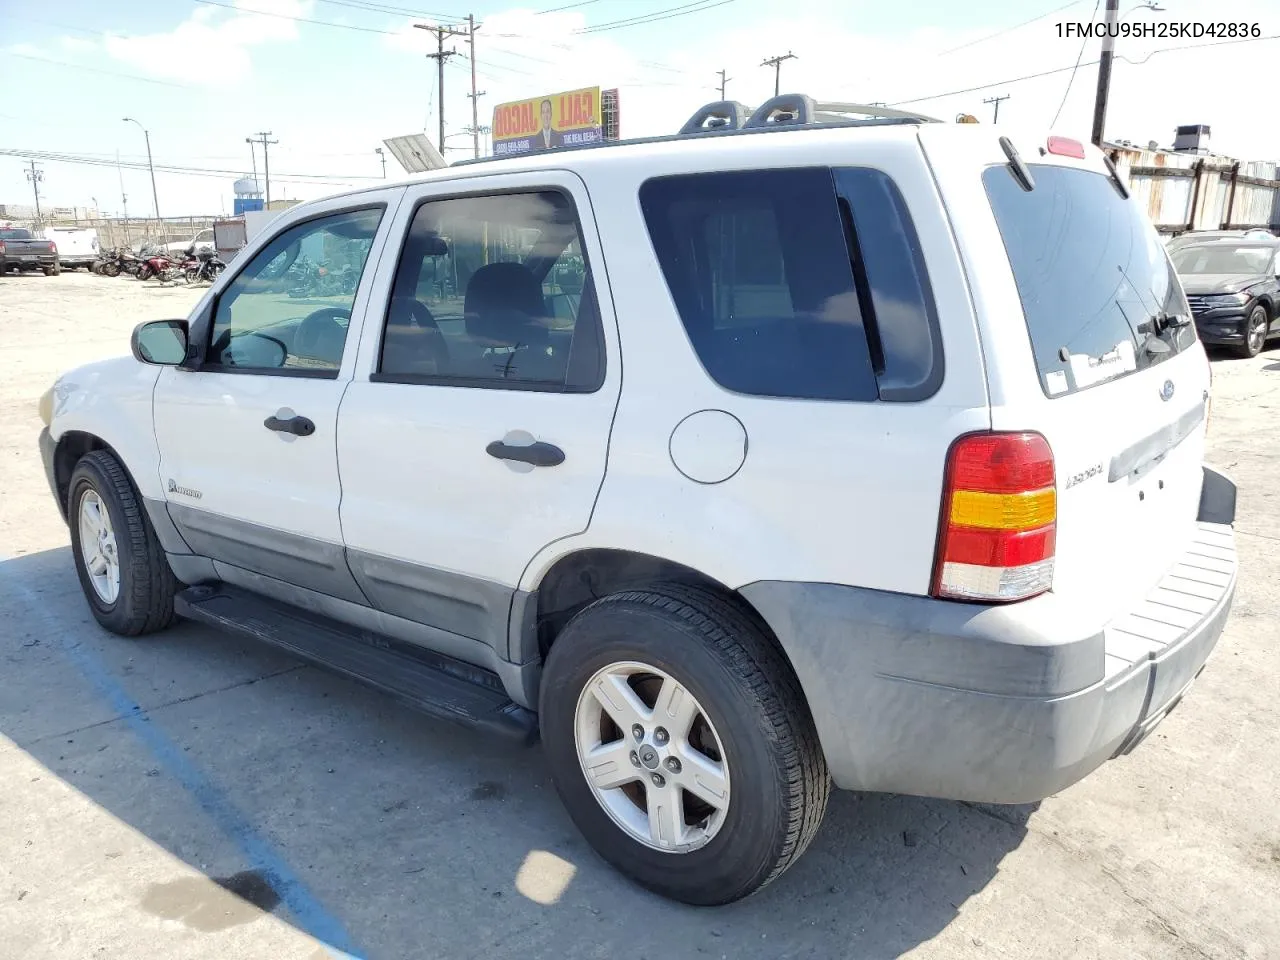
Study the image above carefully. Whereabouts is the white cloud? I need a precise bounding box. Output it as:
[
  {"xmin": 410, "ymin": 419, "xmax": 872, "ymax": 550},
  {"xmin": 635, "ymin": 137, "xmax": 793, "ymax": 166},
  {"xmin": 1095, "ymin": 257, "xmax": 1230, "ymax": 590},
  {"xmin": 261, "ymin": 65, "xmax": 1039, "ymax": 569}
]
[{"xmin": 100, "ymin": 0, "xmax": 313, "ymax": 87}]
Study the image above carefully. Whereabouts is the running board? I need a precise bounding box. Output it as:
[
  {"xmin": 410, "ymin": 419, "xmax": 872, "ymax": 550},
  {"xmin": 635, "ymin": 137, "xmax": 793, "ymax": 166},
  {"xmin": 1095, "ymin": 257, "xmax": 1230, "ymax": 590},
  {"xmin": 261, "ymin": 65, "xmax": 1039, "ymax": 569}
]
[{"xmin": 174, "ymin": 584, "xmax": 537, "ymax": 744}]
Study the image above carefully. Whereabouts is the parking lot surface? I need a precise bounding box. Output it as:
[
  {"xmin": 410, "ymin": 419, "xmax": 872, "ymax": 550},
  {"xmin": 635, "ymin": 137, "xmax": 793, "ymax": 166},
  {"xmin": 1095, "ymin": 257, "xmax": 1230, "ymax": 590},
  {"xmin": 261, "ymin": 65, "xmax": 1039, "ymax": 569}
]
[{"xmin": 1, "ymin": 272, "xmax": 1278, "ymax": 960}]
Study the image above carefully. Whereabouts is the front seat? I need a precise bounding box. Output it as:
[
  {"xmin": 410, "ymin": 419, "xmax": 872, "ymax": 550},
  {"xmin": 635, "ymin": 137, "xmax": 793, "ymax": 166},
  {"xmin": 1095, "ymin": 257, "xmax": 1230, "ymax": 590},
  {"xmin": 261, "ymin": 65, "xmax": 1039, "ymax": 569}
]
[
  {"xmin": 462, "ymin": 262, "xmax": 561, "ymax": 381},
  {"xmin": 381, "ymin": 297, "xmax": 449, "ymax": 377}
]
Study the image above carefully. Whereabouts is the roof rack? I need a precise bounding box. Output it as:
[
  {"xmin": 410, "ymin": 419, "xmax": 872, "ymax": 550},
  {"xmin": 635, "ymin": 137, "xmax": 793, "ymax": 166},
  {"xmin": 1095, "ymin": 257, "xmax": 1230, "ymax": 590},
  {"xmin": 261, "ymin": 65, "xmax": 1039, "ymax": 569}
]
[
  {"xmin": 679, "ymin": 94, "xmax": 940, "ymax": 134},
  {"xmin": 450, "ymin": 93, "xmax": 940, "ymax": 167}
]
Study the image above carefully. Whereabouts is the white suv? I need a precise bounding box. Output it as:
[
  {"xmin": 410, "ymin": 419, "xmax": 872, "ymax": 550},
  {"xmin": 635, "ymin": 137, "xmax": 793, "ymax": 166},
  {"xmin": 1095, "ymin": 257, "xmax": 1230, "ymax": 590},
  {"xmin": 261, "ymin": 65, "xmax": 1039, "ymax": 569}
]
[{"xmin": 38, "ymin": 97, "xmax": 1237, "ymax": 905}]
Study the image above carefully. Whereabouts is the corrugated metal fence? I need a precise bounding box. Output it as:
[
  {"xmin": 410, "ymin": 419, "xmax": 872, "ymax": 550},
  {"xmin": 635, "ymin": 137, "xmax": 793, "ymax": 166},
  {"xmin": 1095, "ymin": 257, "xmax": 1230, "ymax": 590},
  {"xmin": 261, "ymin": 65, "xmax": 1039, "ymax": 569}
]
[{"xmin": 1108, "ymin": 146, "xmax": 1280, "ymax": 236}]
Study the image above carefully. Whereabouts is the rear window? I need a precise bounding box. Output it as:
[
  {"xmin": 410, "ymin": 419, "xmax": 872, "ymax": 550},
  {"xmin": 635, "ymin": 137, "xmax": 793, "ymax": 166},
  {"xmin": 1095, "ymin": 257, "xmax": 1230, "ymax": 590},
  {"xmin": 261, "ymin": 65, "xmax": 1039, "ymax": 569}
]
[
  {"xmin": 0, "ymin": 229, "xmax": 33, "ymax": 240},
  {"xmin": 984, "ymin": 164, "xmax": 1194, "ymax": 398},
  {"xmin": 640, "ymin": 167, "xmax": 941, "ymax": 403}
]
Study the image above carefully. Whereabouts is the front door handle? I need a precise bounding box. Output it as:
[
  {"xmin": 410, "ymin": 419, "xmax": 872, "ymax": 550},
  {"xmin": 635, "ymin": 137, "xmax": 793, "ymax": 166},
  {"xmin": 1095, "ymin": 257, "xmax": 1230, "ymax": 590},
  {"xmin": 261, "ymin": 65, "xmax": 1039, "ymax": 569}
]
[
  {"xmin": 264, "ymin": 415, "xmax": 315, "ymax": 437},
  {"xmin": 486, "ymin": 439, "xmax": 564, "ymax": 467}
]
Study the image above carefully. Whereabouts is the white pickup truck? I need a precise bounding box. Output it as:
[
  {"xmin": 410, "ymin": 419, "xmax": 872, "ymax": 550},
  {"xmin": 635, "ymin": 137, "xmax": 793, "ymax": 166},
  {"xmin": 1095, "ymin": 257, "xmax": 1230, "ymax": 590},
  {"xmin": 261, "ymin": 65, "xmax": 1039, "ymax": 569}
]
[
  {"xmin": 164, "ymin": 228, "xmax": 215, "ymax": 257},
  {"xmin": 42, "ymin": 227, "xmax": 99, "ymax": 271}
]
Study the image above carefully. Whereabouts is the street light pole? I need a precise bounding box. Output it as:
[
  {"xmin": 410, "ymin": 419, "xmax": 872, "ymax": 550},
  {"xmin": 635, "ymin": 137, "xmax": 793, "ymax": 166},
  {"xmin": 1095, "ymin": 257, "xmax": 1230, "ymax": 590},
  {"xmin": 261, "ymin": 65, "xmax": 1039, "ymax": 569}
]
[{"xmin": 123, "ymin": 117, "xmax": 161, "ymax": 230}]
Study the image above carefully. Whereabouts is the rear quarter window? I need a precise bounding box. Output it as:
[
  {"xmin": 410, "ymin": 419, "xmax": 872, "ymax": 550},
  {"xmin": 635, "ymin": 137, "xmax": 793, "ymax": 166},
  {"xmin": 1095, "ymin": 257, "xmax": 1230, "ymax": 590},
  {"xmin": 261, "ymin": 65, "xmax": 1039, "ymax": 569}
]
[{"xmin": 639, "ymin": 166, "xmax": 941, "ymax": 403}]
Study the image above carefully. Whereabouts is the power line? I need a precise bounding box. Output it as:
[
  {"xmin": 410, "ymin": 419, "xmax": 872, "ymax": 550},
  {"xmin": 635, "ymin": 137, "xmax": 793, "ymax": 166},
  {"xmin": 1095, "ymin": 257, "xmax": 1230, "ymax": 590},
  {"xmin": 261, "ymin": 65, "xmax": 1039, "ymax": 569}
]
[
  {"xmin": 890, "ymin": 32, "xmax": 1279, "ymax": 107},
  {"xmin": 1, "ymin": 148, "xmax": 382, "ymax": 185},
  {"xmin": 188, "ymin": 0, "xmax": 400, "ymax": 35},
  {"xmin": 937, "ymin": 0, "xmax": 1085, "ymax": 56},
  {"xmin": 576, "ymin": 0, "xmax": 739, "ymax": 34},
  {"xmin": 536, "ymin": 0, "xmax": 604, "ymax": 12},
  {"xmin": 9, "ymin": 53, "xmax": 193, "ymax": 89},
  {"xmin": 1051, "ymin": 0, "xmax": 1100, "ymax": 127}
]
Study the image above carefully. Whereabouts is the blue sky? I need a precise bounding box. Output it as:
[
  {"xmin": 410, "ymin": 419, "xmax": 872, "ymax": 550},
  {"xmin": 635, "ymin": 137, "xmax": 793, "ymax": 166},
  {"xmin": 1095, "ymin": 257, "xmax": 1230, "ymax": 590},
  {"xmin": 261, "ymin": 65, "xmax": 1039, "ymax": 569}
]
[{"xmin": 2, "ymin": 0, "xmax": 1277, "ymax": 216}]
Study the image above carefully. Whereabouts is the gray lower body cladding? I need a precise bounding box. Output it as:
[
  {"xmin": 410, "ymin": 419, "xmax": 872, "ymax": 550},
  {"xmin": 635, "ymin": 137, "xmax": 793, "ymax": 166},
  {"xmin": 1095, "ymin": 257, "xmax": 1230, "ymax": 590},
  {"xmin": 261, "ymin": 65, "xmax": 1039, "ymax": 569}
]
[{"xmin": 742, "ymin": 466, "xmax": 1237, "ymax": 805}]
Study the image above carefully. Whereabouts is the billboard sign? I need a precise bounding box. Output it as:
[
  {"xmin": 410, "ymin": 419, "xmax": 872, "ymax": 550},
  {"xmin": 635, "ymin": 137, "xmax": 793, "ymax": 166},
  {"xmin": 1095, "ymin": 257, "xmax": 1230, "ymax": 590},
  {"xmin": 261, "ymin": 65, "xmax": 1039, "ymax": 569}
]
[{"xmin": 492, "ymin": 86, "xmax": 603, "ymax": 157}]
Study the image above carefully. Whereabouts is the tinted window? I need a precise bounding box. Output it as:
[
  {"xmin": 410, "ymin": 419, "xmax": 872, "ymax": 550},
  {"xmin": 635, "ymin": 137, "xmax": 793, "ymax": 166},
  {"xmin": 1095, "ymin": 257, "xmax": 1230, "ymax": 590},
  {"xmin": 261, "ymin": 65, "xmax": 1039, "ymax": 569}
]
[
  {"xmin": 984, "ymin": 164, "xmax": 1193, "ymax": 398},
  {"xmin": 641, "ymin": 168, "xmax": 878, "ymax": 402},
  {"xmin": 835, "ymin": 168, "xmax": 943, "ymax": 400},
  {"xmin": 208, "ymin": 207, "xmax": 384, "ymax": 374},
  {"xmin": 641, "ymin": 167, "xmax": 941, "ymax": 403},
  {"xmin": 377, "ymin": 190, "xmax": 603, "ymax": 391}
]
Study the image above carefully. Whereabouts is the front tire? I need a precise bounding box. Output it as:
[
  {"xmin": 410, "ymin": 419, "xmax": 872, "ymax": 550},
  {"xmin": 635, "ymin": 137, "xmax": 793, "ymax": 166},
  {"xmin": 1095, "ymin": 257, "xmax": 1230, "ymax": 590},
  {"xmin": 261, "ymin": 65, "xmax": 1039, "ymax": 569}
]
[
  {"xmin": 1235, "ymin": 304, "xmax": 1269, "ymax": 358},
  {"xmin": 68, "ymin": 450, "xmax": 178, "ymax": 636},
  {"xmin": 540, "ymin": 584, "xmax": 829, "ymax": 905}
]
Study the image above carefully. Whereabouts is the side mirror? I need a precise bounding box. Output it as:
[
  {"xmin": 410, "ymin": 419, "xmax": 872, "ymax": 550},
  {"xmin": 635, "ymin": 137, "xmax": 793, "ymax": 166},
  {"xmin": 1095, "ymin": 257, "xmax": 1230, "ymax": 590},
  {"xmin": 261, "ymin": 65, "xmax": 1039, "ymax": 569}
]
[{"xmin": 131, "ymin": 319, "xmax": 189, "ymax": 365}]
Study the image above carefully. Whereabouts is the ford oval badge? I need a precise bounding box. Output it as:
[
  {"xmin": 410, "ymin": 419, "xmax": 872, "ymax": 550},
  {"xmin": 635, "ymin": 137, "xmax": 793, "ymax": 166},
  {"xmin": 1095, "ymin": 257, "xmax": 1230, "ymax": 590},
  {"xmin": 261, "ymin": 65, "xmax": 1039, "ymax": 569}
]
[{"xmin": 1160, "ymin": 379, "xmax": 1175, "ymax": 402}]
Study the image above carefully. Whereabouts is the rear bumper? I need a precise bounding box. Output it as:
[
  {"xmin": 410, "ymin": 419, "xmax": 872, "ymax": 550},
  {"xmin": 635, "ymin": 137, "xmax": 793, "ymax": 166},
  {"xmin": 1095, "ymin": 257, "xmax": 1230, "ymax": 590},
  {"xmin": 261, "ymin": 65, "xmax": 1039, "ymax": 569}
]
[
  {"xmin": 1, "ymin": 254, "xmax": 58, "ymax": 270},
  {"xmin": 742, "ymin": 464, "xmax": 1237, "ymax": 805}
]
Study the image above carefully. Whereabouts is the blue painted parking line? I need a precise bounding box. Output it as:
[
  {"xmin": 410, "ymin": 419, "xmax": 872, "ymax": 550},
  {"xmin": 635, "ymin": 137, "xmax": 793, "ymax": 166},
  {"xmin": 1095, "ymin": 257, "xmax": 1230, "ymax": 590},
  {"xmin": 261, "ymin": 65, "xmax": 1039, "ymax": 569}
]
[{"xmin": 2, "ymin": 555, "xmax": 364, "ymax": 959}]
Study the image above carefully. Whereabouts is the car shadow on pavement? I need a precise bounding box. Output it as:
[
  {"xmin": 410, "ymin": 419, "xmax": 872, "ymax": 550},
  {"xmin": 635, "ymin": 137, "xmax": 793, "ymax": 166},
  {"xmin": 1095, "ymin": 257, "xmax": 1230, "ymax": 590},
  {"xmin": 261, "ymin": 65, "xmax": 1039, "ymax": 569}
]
[{"xmin": 1, "ymin": 547, "xmax": 1032, "ymax": 960}]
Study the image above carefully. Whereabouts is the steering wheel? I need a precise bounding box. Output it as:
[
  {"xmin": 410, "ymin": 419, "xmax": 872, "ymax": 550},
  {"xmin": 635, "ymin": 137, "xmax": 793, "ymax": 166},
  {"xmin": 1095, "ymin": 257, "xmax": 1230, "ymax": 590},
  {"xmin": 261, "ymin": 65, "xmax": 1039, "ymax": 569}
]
[{"xmin": 293, "ymin": 306, "xmax": 351, "ymax": 363}]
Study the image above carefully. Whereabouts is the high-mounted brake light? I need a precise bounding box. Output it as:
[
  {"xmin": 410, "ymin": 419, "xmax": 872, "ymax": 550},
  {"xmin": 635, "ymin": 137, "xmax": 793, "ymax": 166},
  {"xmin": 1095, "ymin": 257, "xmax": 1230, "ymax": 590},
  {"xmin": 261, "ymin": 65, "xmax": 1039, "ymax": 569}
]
[
  {"xmin": 1046, "ymin": 136, "xmax": 1086, "ymax": 159},
  {"xmin": 932, "ymin": 432, "xmax": 1056, "ymax": 603}
]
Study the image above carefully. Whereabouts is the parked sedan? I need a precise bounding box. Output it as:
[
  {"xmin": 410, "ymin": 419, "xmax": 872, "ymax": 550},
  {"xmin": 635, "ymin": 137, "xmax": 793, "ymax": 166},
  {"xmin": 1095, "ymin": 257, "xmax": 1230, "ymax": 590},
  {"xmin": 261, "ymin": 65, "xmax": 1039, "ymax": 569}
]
[{"xmin": 1170, "ymin": 239, "xmax": 1280, "ymax": 357}]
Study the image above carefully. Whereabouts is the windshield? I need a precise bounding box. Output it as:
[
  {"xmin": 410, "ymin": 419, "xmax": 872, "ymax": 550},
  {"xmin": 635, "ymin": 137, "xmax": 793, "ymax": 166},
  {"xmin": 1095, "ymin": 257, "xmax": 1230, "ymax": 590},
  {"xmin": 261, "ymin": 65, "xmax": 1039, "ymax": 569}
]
[
  {"xmin": 984, "ymin": 163, "xmax": 1193, "ymax": 398},
  {"xmin": 1170, "ymin": 244, "xmax": 1273, "ymax": 276},
  {"xmin": 0, "ymin": 229, "xmax": 33, "ymax": 240}
]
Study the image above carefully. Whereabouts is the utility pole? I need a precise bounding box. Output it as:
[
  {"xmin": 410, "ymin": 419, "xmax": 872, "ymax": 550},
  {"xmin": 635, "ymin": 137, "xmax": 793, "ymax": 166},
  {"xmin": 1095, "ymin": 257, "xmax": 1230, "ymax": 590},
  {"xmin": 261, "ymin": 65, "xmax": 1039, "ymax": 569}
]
[
  {"xmin": 983, "ymin": 94, "xmax": 1010, "ymax": 124},
  {"xmin": 375, "ymin": 146, "xmax": 387, "ymax": 178},
  {"xmin": 466, "ymin": 15, "xmax": 484, "ymax": 159},
  {"xmin": 415, "ymin": 22, "xmax": 466, "ymax": 154},
  {"xmin": 250, "ymin": 132, "xmax": 278, "ymax": 206},
  {"xmin": 716, "ymin": 68, "xmax": 731, "ymax": 100},
  {"xmin": 122, "ymin": 117, "xmax": 160, "ymax": 228},
  {"xmin": 116, "ymin": 150, "xmax": 128, "ymax": 223},
  {"xmin": 25, "ymin": 161, "xmax": 43, "ymax": 225},
  {"xmin": 245, "ymin": 138, "xmax": 259, "ymax": 194},
  {"xmin": 1091, "ymin": 0, "xmax": 1120, "ymax": 146},
  {"xmin": 760, "ymin": 52, "xmax": 796, "ymax": 97}
]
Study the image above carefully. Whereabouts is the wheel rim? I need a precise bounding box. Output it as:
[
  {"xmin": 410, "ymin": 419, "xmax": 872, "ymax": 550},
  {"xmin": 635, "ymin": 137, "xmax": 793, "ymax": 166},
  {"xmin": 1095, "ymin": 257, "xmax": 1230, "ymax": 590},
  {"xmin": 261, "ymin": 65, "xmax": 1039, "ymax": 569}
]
[
  {"xmin": 1249, "ymin": 311, "xmax": 1267, "ymax": 353},
  {"xmin": 77, "ymin": 489, "xmax": 120, "ymax": 604},
  {"xmin": 574, "ymin": 660, "xmax": 731, "ymax": 853}
]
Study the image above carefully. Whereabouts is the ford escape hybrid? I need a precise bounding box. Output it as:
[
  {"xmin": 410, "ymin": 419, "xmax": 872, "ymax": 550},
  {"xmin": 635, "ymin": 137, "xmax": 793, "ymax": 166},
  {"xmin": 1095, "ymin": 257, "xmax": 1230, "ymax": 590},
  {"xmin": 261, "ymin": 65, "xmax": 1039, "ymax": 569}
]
[{"xmin": 38, "ymin": 96, "xmax": 1236, "ymax": 905}]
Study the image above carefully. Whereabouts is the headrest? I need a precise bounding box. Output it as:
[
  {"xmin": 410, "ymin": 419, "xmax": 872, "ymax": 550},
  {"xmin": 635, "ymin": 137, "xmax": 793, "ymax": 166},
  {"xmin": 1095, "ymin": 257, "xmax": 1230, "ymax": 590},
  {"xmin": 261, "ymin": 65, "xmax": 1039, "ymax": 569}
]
[{"xmin": 463, "ymin": 262, "xmax": 548, "ymax": 345}]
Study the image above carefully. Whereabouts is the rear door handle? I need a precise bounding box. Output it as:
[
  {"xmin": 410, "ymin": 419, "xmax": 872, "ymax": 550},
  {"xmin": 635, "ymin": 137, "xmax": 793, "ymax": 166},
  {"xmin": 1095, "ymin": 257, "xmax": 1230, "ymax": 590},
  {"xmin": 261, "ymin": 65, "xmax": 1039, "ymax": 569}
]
[
  {"xmin": 264, "ymin": 415, "xmax": 315, "ymax": 437},
  {"xmin": 486, "ymin": 440, "xmax": 564, "ymax": 467}
]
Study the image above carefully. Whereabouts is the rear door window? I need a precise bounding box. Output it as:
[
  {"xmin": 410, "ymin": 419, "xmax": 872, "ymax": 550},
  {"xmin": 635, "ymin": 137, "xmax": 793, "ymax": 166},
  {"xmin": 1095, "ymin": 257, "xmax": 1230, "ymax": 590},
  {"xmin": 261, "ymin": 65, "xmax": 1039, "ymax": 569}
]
[
  {"xmin": 983, "ymin": 164, "xmax": 1194, "ymax": 398},
  {"xmin": 640, "ymin": 167, "xmax": 941, "ymax": 403}
]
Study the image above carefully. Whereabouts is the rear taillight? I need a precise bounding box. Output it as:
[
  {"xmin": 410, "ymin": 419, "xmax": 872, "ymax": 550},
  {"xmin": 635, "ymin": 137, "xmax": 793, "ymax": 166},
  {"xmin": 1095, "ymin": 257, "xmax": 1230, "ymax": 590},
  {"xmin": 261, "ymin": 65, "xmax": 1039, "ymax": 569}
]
[
  {"xmin": 0, "ymin": 242, "xmax": 6, "ymax": 255},
  {"xmin": 49, "ymin": 242, "xmax": 57, "ymax": 254},
  {"xmin": 932, "ymin": 432, "xmax": 1056, "ymax": 603}
]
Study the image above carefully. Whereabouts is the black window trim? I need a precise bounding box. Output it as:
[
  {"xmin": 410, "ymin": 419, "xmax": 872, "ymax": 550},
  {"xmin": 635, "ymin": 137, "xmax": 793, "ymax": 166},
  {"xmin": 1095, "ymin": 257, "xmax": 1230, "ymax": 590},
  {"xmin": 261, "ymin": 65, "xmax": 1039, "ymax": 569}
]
[
  {"xmin": 184, "ymin": 201, "xmax": 389, "ymax": 379},
  {"xmin": 370, "ymin": 184, "xmax": 607, "ymax": 395},
  {"xmin": 639, "ymin": 165, "xmax": 944, "ymax": 405},
  {"xmin": 833, "ymin": 167, "xmax": 946, "ymax": 403}
]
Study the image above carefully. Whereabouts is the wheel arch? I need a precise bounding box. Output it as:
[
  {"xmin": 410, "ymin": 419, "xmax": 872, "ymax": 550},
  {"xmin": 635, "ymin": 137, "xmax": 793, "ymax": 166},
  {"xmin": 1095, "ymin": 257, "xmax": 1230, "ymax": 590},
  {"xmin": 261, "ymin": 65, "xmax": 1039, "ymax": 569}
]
[
  {"xmin": 523, "ymin": 548, "xmax": 796, "ymax": 678},
  {"xmin": 53, "ymin": 431, "xmax": 119, "ymax": 521}
]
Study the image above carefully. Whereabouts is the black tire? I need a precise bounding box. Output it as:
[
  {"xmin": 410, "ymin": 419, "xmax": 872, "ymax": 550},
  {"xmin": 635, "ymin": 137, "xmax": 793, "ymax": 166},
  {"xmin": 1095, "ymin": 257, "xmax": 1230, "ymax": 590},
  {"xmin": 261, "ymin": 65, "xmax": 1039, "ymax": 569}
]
[
  {"xmin": 1235, "ymin": 303, "xmax": 1270, "ymax": 358},
  {"xmin": 68, "ymin": 450, "xmax": 178, "ymax": 636},
  {"xmin": 540, "ymin": 583, "xmax": 830, "ymax": 905},
  {"xmin": 101, "ymin": 261, "xmax": 120, "ymax": 278}
]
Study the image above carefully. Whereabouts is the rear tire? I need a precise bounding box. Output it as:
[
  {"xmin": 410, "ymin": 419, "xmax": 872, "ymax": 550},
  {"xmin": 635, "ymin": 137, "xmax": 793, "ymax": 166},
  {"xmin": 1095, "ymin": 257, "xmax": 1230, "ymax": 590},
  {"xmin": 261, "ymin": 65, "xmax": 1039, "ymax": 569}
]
[
  {"xmin": 539, "ymin": 583, "xmax": 829, "ymax": 905},
  {"xmin": 1235, "ymin": 304, "xmax": 1269, "ymax": 358},
  {"xmin": 68, "ymin": 450, "xmax": 178, "ymax": 637}
]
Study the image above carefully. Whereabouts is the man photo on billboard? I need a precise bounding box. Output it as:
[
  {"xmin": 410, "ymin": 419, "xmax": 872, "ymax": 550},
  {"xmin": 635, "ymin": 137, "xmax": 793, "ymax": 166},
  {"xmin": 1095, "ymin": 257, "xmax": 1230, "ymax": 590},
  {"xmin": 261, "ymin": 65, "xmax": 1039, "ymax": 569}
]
[{"xmin": 534, "ymin": 99, "xmax": 563, "ymax": 151}]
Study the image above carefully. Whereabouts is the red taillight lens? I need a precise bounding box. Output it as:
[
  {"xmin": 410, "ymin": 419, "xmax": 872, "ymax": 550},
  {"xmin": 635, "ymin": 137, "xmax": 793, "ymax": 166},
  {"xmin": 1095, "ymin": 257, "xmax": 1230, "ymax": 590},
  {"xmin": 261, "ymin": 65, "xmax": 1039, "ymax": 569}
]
[
  {"xmin": 932, "ymin": 432, "xmax": 1056, "ymax": 603},
  {"xmin": 49, "ymin": 242, "xmax": 57, "ymax": 254},
  {"xmin": 1046, "ymin": 136, "xmax": 1086, "ymax": 159},
  {"xmin": 0, "ymin": 242, "xmax": 6, "ymax": 255}
]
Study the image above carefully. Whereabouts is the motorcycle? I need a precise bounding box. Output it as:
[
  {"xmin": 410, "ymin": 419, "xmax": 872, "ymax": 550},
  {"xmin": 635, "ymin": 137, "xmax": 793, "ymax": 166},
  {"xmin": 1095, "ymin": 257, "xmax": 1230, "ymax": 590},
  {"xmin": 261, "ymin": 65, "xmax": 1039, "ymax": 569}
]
[
  {"xmin": 138, "ymin": 253, "xmax": 179, "ymax": 281},
  {"xmin": 181, "ymin": 247, "xmax": 226, "ymax": 284},
  {"xmin": 98, "ymin": 249, "xmax": 141, "ymax": 278}
]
